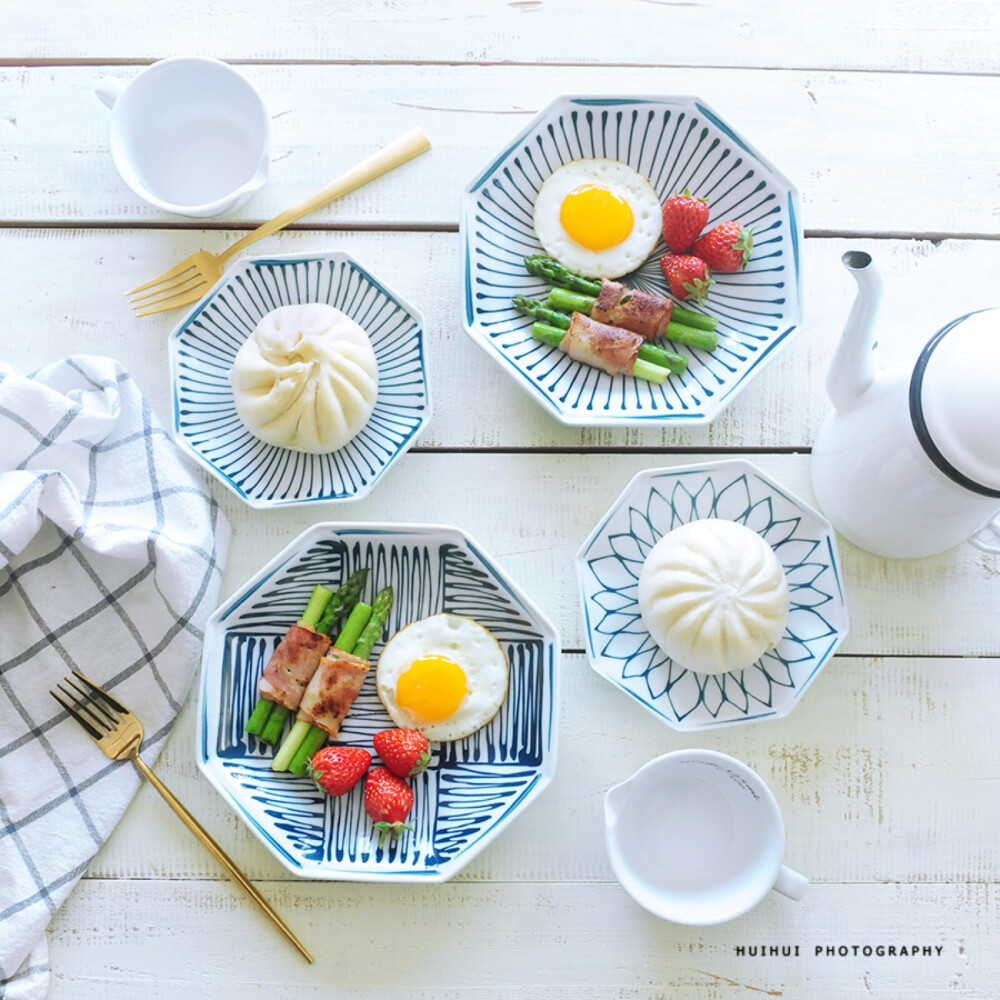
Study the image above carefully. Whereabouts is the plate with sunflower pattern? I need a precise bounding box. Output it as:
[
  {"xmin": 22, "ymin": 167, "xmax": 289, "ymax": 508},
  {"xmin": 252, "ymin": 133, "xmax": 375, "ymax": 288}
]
[{"xmin": 576, "ymin": 460, "xmax": 849, "ymax": 729}]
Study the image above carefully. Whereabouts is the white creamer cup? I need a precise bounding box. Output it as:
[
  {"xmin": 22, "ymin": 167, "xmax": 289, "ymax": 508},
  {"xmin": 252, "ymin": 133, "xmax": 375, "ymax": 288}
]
[
  {"xmin": 96, "ymin": 57, "xmax": 270, "ymax": 218},
  {"xmin": 604, "ymin": 749, "xmax": 807, "ymax": 925}
]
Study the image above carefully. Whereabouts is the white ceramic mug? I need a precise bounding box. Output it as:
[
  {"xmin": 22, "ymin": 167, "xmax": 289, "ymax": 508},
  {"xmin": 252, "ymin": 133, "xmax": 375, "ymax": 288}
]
[
  {"xmin": 604, "ymin": 749, "xmax": 807, "ymax": 925},
  {"xmin": 95, "ymin": 57, "xmax": 270, "ymax": 217}
]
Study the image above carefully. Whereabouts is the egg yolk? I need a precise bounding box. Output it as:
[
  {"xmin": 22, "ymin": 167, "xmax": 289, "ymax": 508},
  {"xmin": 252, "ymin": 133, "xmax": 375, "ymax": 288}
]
[
  {"xmin": 559, "ymin": 184, "xmax": 634, "ymax": 251},
  {"xmin": 395, "ymin": 654, "xmax": 468, "ymax": 723}
]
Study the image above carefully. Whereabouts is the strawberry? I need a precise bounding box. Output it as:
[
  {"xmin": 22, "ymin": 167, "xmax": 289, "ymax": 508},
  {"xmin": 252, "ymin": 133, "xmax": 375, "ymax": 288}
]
[
  {"xmin": 308, "ymin": 746, "xmax": 371, "ymax": 797},
  {"xmin": 364, "ymin": 766, "xmax": 415, "ymax": 844},
  {"xmin": 373, "ymin": 728, "xmax": 431, "ymax": 778},
  {"xmin": 691, "ymin": 221, "xmax": 753, "ymax": 273},
  {"xmin": 659, "ymin": 253, "xmax": 712, "ymax": 301},
  {"xmin": 660, "ymin": 189, "xmax": 710, "ymax": 253}
]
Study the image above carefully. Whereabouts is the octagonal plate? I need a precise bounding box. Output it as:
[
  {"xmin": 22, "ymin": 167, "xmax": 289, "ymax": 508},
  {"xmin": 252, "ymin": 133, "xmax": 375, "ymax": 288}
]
[
  {"xmin": 460, "ymin": 95, "xmax": 802, "ymax": 426},
  {"xmin": 576, "ymin": 460, "xmax": 848, "ymax": 730},
  {"xmin": 169, "ymin": 252, "xmax": 431, "ymax": 508},
  {"xmin": 197, "ymin": 522, "xmax": 560, "ymax": 881}
]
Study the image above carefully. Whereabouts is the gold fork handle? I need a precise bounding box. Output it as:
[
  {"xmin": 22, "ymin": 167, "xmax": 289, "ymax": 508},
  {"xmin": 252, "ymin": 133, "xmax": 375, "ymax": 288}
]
[
  {"xmin": 131, "ymin": 755, "xmax": 314, "ymax": 964},
  {"xmin": 220, "ymin": 126, "xmax": 431, "ymax": 263}
]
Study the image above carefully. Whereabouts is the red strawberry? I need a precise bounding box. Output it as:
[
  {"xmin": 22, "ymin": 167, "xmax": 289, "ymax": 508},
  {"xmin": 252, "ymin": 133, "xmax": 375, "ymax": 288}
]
[
  {"xmin": 659, "ymin": 253, "xmax": 712, "ymax": 301},
  {"xmin": 373, "ymin": 728, "xmax": 431, "ymax": 778},
  {"xmin": 364, "ymin": 766, "xmax": 415, "ymax": 844},
  {"xmin": 660, "ymin": 189, "xmax": 710, "ymax": 253},
  {"xmin": 308, "ymin": 746, "xmax": 371, "ymax": 797},
  {"xmin": 691, "ymin": 221, "xmax": 753, "ymax": 273}
]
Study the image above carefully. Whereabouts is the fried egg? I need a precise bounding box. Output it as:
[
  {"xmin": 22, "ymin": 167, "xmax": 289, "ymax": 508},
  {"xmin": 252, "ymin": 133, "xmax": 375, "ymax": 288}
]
[
  {"xmin": 375, "ymin": 613, "xmax": 509, "ymax": 742},
  {"xmin": 532, "ymin": 158, "xmax": 661, "ymax": 279}
]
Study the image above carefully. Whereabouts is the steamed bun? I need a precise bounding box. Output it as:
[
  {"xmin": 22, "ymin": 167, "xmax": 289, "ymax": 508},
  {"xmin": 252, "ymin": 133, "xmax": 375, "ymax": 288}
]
[
  {"xmin": 228, "ymin": 303, "xmax": 378, "ymax": 453},
  {"xmin": 637, "ymin": 518, "xmax": 790, "ymax": 675}
]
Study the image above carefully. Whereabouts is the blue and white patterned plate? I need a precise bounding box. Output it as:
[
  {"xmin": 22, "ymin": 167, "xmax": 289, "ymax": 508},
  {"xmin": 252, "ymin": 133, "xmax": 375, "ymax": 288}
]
[
  {"xmin": 168, "ymin": 252, "xmax": 431, "ymax": 508},
  {"xmin": 576, "ymin": 461, "xmax": 848, "ymax": 730},
  {"xmin": 197, "ymin": 522, "xmax": 560, "ymax": 882},
  {"xmin": 460, "ymin": 95, "xmax": 802, "ymax": 426}
]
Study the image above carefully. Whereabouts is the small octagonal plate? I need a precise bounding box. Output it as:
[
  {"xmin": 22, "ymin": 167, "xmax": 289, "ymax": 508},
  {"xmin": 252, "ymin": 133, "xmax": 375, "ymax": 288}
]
[
  {"xmin": 197, "ymin": 522, "xmax": 560, "ymax": 881},
  {"xmin": 460, "ymin": 95, "xmax": 802, "ymax": 427},
  {"xmin": 576, "ymin": 460, "xmax": 848, "ymax": 730},
  {"xmin": 169, "ymin": 252, "xmax": 431, "ymax": 508}
]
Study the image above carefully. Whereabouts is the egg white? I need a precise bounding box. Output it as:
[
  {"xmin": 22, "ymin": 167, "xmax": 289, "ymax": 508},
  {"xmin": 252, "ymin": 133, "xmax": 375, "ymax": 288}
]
[
  {"xmin": 532, "ymin": 158, "xmax": 661, "ymax": 279},
  {"xmin": 375, "ymin": 613, "xmax": 509, "ymax": 742}
]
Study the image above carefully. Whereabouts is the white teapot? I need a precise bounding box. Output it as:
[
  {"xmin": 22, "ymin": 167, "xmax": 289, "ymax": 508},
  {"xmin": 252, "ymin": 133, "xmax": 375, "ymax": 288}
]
[{"xmin": 811, "ymin": 251, "xmax": 1000, "ymax": 559}]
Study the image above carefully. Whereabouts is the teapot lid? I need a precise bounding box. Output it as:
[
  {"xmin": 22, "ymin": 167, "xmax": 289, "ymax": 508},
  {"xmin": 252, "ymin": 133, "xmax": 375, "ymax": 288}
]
[{"xmin": 912, "ymin": 309, "xmax": 1000, "ymax": 497}]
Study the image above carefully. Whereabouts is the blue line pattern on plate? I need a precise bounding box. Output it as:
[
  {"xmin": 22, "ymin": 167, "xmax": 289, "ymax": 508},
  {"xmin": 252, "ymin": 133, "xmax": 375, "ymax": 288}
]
[
  {"xmin": 460, "ymin": 95, "xmax": 802, "ymax": 426},
  {"xmin": 577, "ymin": 462, "xmax": 848, "ymax": 730},
  {"xmin": 200, "ymin": 524, "xmax": 558, "ymax": 880},
  {"xmin": 171, "ymin": 254, "xmax": 430, "ymax": 507}
]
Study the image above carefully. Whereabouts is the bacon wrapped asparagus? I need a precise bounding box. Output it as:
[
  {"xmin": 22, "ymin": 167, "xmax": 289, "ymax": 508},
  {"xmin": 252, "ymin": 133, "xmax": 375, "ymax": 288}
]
[
  {"xmin": 524, "ymin": 254, "xmax": 719, "ymax": 350},
  {"xmin": 244, "ymin": 568, "xmax": 369, "ymax": 744},
  {"xmin": 512, "ymin": 296, "xmax": 687, "ymax": 382},
  {"xmin": 272, "ymin": 585, "xmax": 395, "ymax": 775}
]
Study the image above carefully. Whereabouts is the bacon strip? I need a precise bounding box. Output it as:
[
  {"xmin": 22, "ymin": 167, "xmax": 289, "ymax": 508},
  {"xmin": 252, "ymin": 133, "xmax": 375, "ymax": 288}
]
[
  {"xmin": 559, "ymin": 312, "xmax": 643, "ymax": 376},
  {"xmin": 296, "ymin": 648, "xmax": 371, "ymax": 739},
  {"xmin": 590, "ymin": 280, "xmax": 673, "ymax": 340},
  {"xmin": 258, "ymin": 623, "xmax": 331, "ymax": 710}
]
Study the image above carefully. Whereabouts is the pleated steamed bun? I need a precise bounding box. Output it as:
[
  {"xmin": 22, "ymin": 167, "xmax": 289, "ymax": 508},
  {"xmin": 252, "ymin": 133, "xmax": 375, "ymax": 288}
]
[
  {"xmin": 228, "ymin": 303, "xmax": 378, "ymax": 453},
  {"xmin": 637, "ymin": 518, "xmax": 790, "ymax": 675}
]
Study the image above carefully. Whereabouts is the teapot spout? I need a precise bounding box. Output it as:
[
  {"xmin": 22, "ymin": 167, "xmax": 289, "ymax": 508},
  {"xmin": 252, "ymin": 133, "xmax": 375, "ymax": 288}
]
[{"xmin": 826, "ymin": 250, "xmax": 883, "ymax": 410}]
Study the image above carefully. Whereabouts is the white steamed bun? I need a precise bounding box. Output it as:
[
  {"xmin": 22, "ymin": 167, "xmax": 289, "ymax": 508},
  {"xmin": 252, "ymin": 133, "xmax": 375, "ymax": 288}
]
[
  {"xmin": 228, "ymin": 303, "xmax": 378, "ymax": 453},
  {"xmin": 637, "ymin": 518, "xmax": 790, "ymax": 675}
]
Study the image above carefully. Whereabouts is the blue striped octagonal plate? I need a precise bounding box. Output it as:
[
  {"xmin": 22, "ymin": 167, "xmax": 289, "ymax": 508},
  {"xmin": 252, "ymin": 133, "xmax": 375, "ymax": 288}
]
[
  {"xmin": 197, "ymin": 522, "xmax": 560, "ymax": 882},
  {"xmin": 460, "ymin": 95, "xmax": 802, "ymax": 426},
  {"xmin": 168, "ymin": 252, "xmax": 431, "ymax": 508}
]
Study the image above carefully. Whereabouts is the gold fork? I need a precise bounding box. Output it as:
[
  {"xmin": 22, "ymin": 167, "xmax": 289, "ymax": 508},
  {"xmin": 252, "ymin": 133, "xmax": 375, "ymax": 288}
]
[
  {"xmin": 126, "ymin": 125, "xmax": 431, "ymax": 316},
  {"xmin": 51, "ymin": 669, "xmax": 313, "ymax": 963}
]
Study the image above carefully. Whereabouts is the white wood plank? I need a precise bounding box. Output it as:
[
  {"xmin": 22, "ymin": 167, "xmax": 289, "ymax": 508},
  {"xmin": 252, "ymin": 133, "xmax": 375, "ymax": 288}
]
[
  {"xmin": 2, "ymin": 228, "xmax": 995, "ymax": 453},
  {"xmin": 91, "ymin": 654, "xmax": 1000, "ymax": 888},
  {"xmin": 2, "ymin": 64, "xmax": 999, "ymax": 234},
  {"xmin": 46, "ymin": 879, "xmax": 998, "ymax": 999},
  {"xmin": 7, "ymin": 0, "xmax": 999, "ymax": 74}
]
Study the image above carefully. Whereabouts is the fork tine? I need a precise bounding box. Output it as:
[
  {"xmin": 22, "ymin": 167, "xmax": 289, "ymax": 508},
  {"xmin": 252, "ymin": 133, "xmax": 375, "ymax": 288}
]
[
  {"xmin": 128, "ymin": 276, "xmax": 207, "ymax": 313},
  {"xmin": 71, "ymin": 669, "xmax": 129, "ymax": 714},
  {"xmin": 125, "ymin": 257, "xmax": 200, "ymax": 296},
  {"xmin": 56, "ymin": 678, "xmax": 117, "ymax": 732},
  {"xmin": 126, "ymin": 269, "xmax": 202, "ymax": 307},
  {"xmin": 50, "ymin": 687, "xmax": 106, "ymax": 740},
  {"xmin": 134, "ymin": 284, "xmax": 210, "ymax": 317}
]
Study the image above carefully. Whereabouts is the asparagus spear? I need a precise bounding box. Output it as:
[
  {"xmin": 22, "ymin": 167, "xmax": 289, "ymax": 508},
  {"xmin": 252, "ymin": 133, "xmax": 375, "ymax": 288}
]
[
  {"xmin": 546, "ymin": 288, "xmax": 718, "ymax": 351},
  {"xmin": 525, "ymin": 254, "xmax": 718, "ymax": 331},
  {"xmin": 514, "ymin": 296, "xmax": 688, "ymax": 374},
  {"xmin": 245, "ymin": 584, "xmax": 332, "ymax": 738},
  {"xmin": 275, "ymin": 586, "xmax": 396, "ymax": 775},
  {"xmin": 246, "ymin": 569, "xmax": 369, "ymax": 742},
  {"xmin": 531, "ymin": 321, "xmax": 676, "ymax": 385}
]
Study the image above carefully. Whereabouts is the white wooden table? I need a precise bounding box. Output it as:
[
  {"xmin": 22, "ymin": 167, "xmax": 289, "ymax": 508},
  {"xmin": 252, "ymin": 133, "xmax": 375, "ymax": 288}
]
[{"xmin": 4, "ymin": 4, "xmax": 1000, "ymax": 996}]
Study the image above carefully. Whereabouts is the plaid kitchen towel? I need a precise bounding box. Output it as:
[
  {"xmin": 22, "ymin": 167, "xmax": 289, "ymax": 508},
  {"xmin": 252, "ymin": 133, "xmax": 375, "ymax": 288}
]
[{"xmin": 0, "ymin": 356, "xmax": 230, "ymax": 999}]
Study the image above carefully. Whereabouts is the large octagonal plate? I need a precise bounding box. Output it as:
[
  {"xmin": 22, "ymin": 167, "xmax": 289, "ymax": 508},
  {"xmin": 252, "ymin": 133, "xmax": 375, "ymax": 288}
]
[
  {"xmin": 197, "ymin": 522, "xmax": 559, "ymax": 881},
  {"xmin": 460, "ymin": 95, "xmax": 802, "ymax": 426}
]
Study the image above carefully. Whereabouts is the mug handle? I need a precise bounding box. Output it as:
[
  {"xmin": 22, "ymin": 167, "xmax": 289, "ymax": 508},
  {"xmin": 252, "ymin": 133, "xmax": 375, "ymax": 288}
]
[
  {"xmin": 773, "ymin": 865, "xmax": 808, "ymax": 901},
  {"xmin": 969, "ymin": 516, "xmax": 1000, "ymax": 554},
  {"xmin": 95, "ymin": 76, "xmax": 125, "ymax": 109}
]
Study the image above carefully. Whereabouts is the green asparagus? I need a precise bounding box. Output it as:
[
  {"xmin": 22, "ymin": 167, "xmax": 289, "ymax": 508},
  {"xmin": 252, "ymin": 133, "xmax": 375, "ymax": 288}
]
[
  {"xmin": 526, "ymin": 254, "xmax": 718, "ymax": 332},
  {"xmin": 515, "ymin": 295, "xmax": 687, "ymax": 371},
  {"xmin": 245, "ymin": 583, "xmax": 332, "ymax": 738},
  {"xmin": 530, "ymin": 322, "xmax": 668, "ymax": 385},
  {"xmin": 274, "ymin": 586, "xmax": 396, "ymax": 776}
]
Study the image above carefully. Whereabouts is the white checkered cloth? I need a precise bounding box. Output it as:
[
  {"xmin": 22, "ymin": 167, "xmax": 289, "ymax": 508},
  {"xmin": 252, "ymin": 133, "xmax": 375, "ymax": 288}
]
[{"xmin": 0, "ymin": 356, "xmax": 230, "ymax": 999}]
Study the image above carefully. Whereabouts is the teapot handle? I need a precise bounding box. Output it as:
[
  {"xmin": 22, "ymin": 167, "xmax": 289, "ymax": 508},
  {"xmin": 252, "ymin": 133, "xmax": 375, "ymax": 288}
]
[{"xmin": 969, "ymin": 517, "xmax": 1000, "ymax": 554}]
